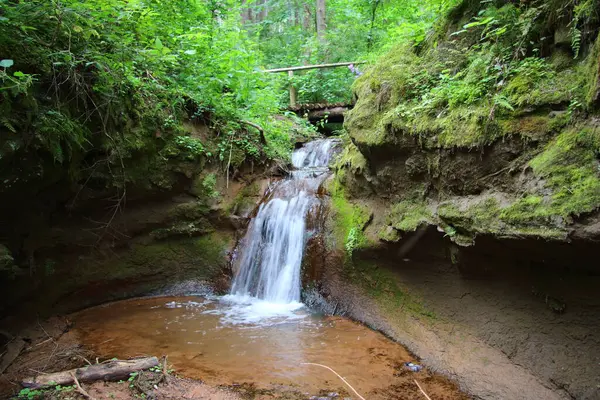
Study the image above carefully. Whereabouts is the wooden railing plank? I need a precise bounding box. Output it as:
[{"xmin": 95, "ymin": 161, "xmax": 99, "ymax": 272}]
[{"xmin": 264, "ymin": 61, "xmax": 366, "ymax": 73}]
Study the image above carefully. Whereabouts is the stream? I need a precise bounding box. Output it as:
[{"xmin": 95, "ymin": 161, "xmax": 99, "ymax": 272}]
[{"xmin": 72, "ymin": 139, "xmax": 467, "ymax": 399}]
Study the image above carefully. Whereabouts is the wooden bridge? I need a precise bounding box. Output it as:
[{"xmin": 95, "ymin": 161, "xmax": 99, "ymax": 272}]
[
  {"xmin": 287, "ymin": 102, "xmax": 350, "ymax": 123},
  {"xmin": 264, "ymin": 61, "xmax": 365, "ymax": 122}
]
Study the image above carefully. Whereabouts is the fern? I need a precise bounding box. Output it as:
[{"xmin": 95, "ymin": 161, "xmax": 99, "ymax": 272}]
[
  {"xmin": 1, "ymin": 117, "xmax": 16, "ymax": 133},
  {"xmin": 493, "ymin": 94, "xmax": 515, "ymax": 112},
  {"xmin": 570, "ymin": 25, "xmax": 582, "ymax": 59}
]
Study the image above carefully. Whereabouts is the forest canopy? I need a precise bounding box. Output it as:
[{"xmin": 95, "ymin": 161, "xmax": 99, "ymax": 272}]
[{"xmin": 0, "ymin": 0, "xmax": 598, "ymax": 213}]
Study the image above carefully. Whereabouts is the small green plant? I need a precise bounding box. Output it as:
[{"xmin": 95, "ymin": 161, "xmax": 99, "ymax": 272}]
[
  {"xmin": 174, "ymin": 136, "xmax": 206, "ymax": 159},
  {"xmin": 201, "ymin": 173, "xmax": 220, "ymax": 199},
  {"xmin": 53, "ymin": 385, "xmax": 75, "ymax": 393},
  {"xmin": 128, "ymin": 371, "xmax": 139, "ymax": 388},
  {"xmin": 345, "ymin": 227, "xmax": 360, "ymax": 256},
  {"xmin": 17, "ymin": 388, "xmax": 43, "ymax": 399}
]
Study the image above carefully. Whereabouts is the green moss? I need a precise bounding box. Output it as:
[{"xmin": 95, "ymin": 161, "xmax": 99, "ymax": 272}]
[
  {"xmin": 79, "ymin": 232, "xmax": 232, "ymax": 284},
  {"xmin": 168, "ymin": 201, "xmax": 211, "ymax": 220},
  {"xmin": 504, "ymin": 66, "xmax": 584, "ymax": 108},
  {"xmin": 438, "ymin": 196, "xmax": 567, "ymax": 241},
  {"xmin": 345, "ymin": 45, "xmax": 422, "ymax": 147},
  {"xmin": 550, "ymin": 49, "xmax": 576, "ymax": 71},
  {"xmin": 378, "ymin": 226, "xmax": 402, "ymax": 242},
  {"xmin": 335, "ymin": 140, "xmax": 368, "ymax": 174},
  {"xmin": 499, "ymin": 195, "xmax": 549, "ymax": 224},
  {"xmin": 225, "ymin": 182, "xmax": 261, "ymax": 215},
  {"xmin": 348, "ymin": 260, "xmax": 436, "ymax": 319},
  {"xmin": 429, "ymin": 105, "xmax": 499, "ymax": 148},
  {"xmin": 328, "ymin": 177, "xmax": 372, "ymax": 256},
  {"xmin": 386, "ymin": 200, "xmax": 431, "ymax": 232},
  {"xmin": 190, "ymin": 172, "xmax": 221, "ymax": 200},
  {"xmin": 498, "ymin": 114, "xmax": 556, "ymax": 142},
  {"xmin": 585, "ymin": 33, "xmax": 600, "ymax": 108},
  {"xmin": 527, "ymin": 127, "xmax": 600, "ymax": 217}
]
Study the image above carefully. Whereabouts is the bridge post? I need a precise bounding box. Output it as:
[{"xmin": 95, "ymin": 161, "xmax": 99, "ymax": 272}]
[{"xmin": 288, "ymin": 70, "xmax": 298, "ymax": 108}]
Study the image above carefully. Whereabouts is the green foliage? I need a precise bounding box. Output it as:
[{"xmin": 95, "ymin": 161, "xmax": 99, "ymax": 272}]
[
  {"xmin": 17, "ymin": 384, "xmax": 75, "ymax": 399},
  {"xmin": 34, "ymin": 111, "xmax": 90, "ymax": 163},
  {"xmin": 245, "ymin": 0, "xmax": 460, "ymax": 105},
  {"xmin": 348, "ymin": 0, "xmax": 600, "ymax": 150},
  {"xmin": 17, "ymin": 388, "xmax": 43, "ymax": 400},
  {"xmin": 173, "ymin": 136, "xmax": 209, "ymax": 160},
  {"xmin": 201, "ymin": 173, "xmax": 220, "ymax": 199},
  {"xmin": 0, "ymin": 0, "xmax": 297, "ymax": 205}
]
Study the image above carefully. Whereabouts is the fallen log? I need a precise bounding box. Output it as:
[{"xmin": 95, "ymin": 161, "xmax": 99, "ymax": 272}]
[
  {"xmin": 22, "ymin": 357, "xmax": 159, "ymax": 390},
  {"xmin": 305, "ymin": 106, "xmax": 348, "ymax": 122}
]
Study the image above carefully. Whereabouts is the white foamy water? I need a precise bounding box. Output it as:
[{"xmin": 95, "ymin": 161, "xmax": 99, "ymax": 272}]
[
  {"xmin": 227, "ymin": 138, "xmax": 341, "ymax": 321},
  {"xmin": 291, "ymin": 138, "xmax": 340, "ymax": 169},
  {"xmin": 215, "ymin": 294, "xmax": 305, "ymax": 325}
]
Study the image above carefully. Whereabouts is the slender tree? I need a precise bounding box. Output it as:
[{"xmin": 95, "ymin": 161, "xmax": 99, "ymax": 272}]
[{"xmin": 316, "ymin": 0, "xmax": 326, "ymax": 40}]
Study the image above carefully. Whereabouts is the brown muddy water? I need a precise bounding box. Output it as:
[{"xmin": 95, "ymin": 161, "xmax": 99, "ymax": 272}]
[{"xmin": 73, "ymin": 296, "xmax": 469, "ymax": 399}]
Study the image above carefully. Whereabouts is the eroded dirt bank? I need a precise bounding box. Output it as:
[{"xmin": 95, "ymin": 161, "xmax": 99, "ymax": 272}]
[{"xmin": 315, "ymin": 227, "xmax": 600, "ymax": 400}]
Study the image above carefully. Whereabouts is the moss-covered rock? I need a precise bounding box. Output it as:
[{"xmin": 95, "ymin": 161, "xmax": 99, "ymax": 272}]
[
  {"xmin": 325, "ymin": 176, "xmax": 373, "ymax": 257},
  {"xmin": 386, "ymin": 200, "xmax": 432, "ymax": 232},
  {"xmin": 339, "ymin": 5, "xmax": 600, "ymax": 247},
  {"xmin": 585, "ymin": 34, "xmax": 600, "ymax": 108}
]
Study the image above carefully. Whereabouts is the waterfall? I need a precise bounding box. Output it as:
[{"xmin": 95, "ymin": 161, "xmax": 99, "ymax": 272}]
[{"xmin": 230, "ymin": 139, "xmax": 341, "ymax": 305}]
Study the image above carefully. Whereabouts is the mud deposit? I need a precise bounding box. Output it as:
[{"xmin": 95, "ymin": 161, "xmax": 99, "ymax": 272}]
[{"xmin": 74, "ymin": 296, "xmax": 469, "ymax": 399}]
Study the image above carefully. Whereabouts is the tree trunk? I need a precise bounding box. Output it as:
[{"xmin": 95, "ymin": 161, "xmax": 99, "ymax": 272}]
[
  {"xmin": 316, "ymin": 0, "xmax": 326, "ymax": 40},
  {"xmin": 241, "ymin": 0, "xmax": 251, "ymax": 23},
  {"xmin": 291, "ymin": 0, "xmax": 300, "ymax": 26},
  {"xmin": 303, "ymin": 3, "xmax": 312, "ymax": 31},
  {"xmin": 257, "ymin": 0, "xmax": 268, "ymax": 22},
  {"xmin": 22, "ymin": 357, "xmax": 160, "ymax": 390},
  {"xmin": 367, "ymin": 0, "xmax": 381, "ymax": 49}
]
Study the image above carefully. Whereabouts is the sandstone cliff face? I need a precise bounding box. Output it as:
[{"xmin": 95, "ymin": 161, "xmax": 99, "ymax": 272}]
[{"xmin": 0, "ymin": 146, "xmax": 274, "ymax": 332}]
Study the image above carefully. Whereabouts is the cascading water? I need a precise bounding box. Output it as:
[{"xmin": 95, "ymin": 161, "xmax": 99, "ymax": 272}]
[{"xmin": 228, "ymin": 138, "xmax": 340, "ymax": 311}]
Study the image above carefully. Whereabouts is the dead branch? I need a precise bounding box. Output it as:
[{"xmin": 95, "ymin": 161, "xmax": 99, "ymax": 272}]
[
  {"xmin": 70, "ymin": 371, "xmax": 95, "ymax": 400},
  {"xmin": 240, "ymin": 120, "xmax": 266, "ymax": 144},
  {"xmin": 162, "ymin": 355, "xmax": 168, "ymax": 380},
  {"xmin": 22, "ymin": 357, "xmax": 159, "ymax": 390}
]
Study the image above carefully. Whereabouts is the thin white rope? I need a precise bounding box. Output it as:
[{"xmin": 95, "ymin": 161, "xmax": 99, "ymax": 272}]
[{"xmin": 301, "ymin": 362, "xmax": 366, "ymax": 400}]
